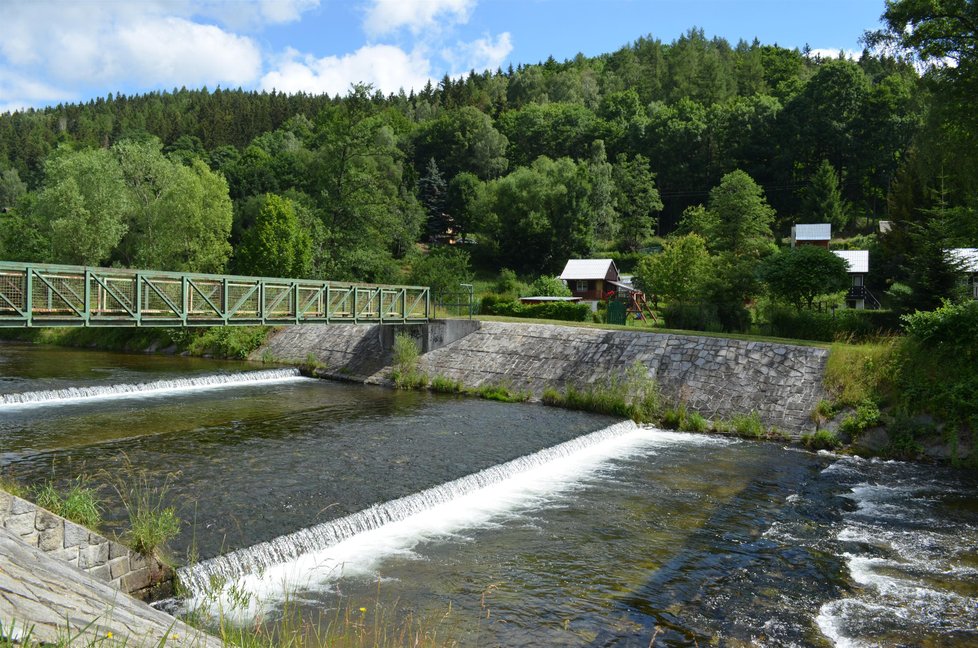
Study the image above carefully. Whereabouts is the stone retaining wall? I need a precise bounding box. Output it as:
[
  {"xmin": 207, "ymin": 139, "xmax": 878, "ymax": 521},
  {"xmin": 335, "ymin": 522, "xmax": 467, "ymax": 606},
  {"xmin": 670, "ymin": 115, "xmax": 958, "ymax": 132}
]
[
  {"xmin": 0, "ymin": 489, "xmax": 173, "ymax": 601},
  {"xmin": 257, "ymin": 321, "xmax": 828, "ymax": 436}
]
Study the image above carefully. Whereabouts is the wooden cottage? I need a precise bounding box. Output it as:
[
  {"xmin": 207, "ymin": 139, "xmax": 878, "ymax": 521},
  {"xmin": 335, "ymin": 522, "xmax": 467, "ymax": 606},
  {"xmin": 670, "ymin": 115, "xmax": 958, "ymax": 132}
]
[
  {"xmin": 559, "ymin": 259, "xmax": 622, "ymax": 305},
  {"xmin": 832, "ymin": 250, "xmax": 877, "ymax": 309},
  {"xmin": 791, "ymin": 223, "xmax": 831, "ymax": 248}
]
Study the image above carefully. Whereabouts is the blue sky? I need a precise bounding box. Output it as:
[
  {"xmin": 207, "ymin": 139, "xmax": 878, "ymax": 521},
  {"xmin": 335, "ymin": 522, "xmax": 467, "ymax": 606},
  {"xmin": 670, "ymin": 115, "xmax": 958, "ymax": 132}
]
[{"xmin": 0, "ymin": 0, "xmax": 887, "ymax": 114}]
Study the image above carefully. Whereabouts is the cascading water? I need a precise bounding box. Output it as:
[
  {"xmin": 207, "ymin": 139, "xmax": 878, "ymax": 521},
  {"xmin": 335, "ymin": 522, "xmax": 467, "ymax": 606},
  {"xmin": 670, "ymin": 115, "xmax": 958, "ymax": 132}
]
[
  {"xmin": 178, "ymin": 419, "xmax": 646, "ymax": 597},
  {"xmin": 0, "ymin": 368, "xmax": 306, "ymax": 408}
]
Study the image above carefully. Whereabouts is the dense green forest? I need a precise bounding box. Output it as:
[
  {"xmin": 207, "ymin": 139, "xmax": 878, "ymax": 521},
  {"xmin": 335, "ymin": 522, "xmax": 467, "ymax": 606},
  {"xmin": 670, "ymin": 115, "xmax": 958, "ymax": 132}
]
[{"xmin": 0, "ymin": 5, "xmax": 975, "ymax": 325}]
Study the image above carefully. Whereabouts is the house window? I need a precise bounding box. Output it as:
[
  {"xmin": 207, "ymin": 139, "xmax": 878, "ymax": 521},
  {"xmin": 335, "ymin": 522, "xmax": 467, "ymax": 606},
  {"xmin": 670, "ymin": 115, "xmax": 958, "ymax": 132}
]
[
  {"xmin": 575, "ymin": 280, "xmax": 588, "ymax": 292},
  {"xmin": 852, "ymin": 275, "xmax": 864, "ymax": 287}
]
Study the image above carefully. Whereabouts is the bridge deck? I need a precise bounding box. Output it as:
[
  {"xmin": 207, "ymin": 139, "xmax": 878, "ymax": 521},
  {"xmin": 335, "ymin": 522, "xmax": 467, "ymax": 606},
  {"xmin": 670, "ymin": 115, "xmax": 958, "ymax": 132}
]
[{"xmin": 0, "ymin": 262, "xmax": 430, "ymax": 327}]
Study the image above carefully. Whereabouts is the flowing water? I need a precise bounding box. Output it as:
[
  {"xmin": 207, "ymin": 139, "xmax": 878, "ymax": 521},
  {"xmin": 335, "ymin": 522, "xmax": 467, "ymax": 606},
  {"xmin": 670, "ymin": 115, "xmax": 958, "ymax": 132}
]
[{"xmin": 0, "ymin": 341, "xmax": 975, "ymax": 646}]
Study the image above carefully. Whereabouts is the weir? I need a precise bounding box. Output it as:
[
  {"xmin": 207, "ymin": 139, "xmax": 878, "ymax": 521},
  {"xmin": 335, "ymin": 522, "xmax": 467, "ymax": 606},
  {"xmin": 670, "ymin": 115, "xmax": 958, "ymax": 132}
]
[
  {"xmin": 0, "ymin": 367, "xmax": 307, "ymax": 407},
  {"xmin": 0, "ymin": 261, "xmax": 430, "ymax": 328},
  {"xmin": 177, "ymin": 420, "xmax": 641, "ymax": 596}
]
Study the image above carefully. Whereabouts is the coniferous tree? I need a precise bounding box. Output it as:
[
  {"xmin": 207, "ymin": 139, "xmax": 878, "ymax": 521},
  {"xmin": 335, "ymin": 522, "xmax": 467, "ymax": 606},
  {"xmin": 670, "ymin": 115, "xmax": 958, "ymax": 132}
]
[{"xmin": 800, "ymin": 159, "xmax": 849, "ymax": 231}]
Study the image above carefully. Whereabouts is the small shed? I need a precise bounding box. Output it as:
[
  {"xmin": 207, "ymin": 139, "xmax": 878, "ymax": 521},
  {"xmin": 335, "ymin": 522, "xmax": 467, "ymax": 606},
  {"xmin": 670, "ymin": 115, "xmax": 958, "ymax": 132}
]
[
  {"xmin": 948, "ymin": 248, "xmax": 978, "ymax": 300},
  {"xmin": 559, "ymin": 259, "xmax": 621, "ymax": 302},
  {"xmin": 791, "ymin": 223, "xmax": 832, "ymax": 248},
  {"xmin": 833, "ymin": 250, "xmax": 871, "ymax": 309}
]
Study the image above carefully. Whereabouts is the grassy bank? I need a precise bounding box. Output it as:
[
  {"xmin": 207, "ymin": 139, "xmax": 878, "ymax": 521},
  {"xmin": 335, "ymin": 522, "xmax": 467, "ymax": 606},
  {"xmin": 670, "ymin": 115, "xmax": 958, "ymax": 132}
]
[
  {"xmin": 0, "ymin": 326, "xmax": 272, "ymax": 360},
  {"xmin": 812, "ymin": 302, "xmax": 978, "ymax": 465}
]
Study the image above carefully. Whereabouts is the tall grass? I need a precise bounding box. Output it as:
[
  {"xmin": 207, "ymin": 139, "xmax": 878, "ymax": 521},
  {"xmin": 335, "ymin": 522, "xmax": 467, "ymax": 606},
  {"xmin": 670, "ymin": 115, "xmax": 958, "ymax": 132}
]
[
  {"xmin": 106, "ymin": 459, "xmax": 181, "ymax": 557},
  {"xmin": 390, "ymin": 333, "xmax": 428, "ymax": 389},
  {"xmin": 30, "ymin": 478, "xmax": 103, "ymax": 529},
  {"xmin": 823, "ymin": 340, "xmax": 896, "ymax": 407},
  {"xmin": 542, "ymin": 362, "xmax": 660, "ymax": 423}
]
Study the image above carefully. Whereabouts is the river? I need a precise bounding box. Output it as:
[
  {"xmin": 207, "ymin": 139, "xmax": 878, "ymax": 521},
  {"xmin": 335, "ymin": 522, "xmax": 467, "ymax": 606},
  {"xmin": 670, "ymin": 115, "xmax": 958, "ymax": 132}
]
[{"xmin": 0, "ymin": 342, "xmax": 975, "ymax": 646}]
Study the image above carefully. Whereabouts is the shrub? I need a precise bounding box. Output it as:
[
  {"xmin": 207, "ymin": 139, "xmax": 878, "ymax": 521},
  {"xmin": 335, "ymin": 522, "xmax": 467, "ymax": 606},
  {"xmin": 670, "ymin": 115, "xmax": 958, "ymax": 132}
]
[
  {"xmin": 802, "ymin": 429, "xmax": 842, "ymax": 450},
  {"xmin": 525, "ymin": 275, "xmax": 571, "ymax": 297},
  {"xmin": 839, "ymin": 399, "xmax": 882, "ymax": 436},
  {"xmin": 482, "ymin": 299, "xmax": 590, "ymax": 322},
  {"xmin": 184, "ymin": 326, "xmax": 271, "ymax": 359}
]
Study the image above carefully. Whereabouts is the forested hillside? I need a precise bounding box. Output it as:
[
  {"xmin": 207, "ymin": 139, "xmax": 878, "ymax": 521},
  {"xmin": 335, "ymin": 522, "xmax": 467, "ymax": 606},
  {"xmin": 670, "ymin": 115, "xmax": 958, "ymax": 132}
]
[{"xmin": 0, "ymin": 19, "xmax": 974, "ymax": 316}]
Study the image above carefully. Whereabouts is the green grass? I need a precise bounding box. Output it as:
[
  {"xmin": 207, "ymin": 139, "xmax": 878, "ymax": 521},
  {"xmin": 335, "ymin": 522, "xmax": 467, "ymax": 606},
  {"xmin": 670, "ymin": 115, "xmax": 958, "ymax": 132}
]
[
  {"xmin": 390, "ymin": 333, "xmax": 428, "ymax": 389},
  {"xmin": 430, "ymin": 375, "xmax": 463, "ymax": 393},
  {"xmin": 471, "ymin": 383, "xmax": 530, "ymax": 403},
  {"xmin": 542, "ymin": 362, "xmax": 661, "ymax": 423},
  {"xmin": 0, "ymin": 472, "xmax": 27, "ymax": 498},
  {"xmin": 823, "ymin": 340, "xmax": 896, "ymax": 407},
  {"xmin": 730, "ymin": 411, "xmax": 765, "ymax": 439},
  {"xmin": 31, "ymin": 479, "xmax": 103, "ymax": 530},
  {"xmin": 182, "ymin": 583, "xmax": 460, "ymax": 648},
  {"xmin": 802, "ymin": 429, "xmax": 842, "ymax": 451},
  {"xmin": 108, "ymin": 460, "xmax": 181, "ymax": 558}
]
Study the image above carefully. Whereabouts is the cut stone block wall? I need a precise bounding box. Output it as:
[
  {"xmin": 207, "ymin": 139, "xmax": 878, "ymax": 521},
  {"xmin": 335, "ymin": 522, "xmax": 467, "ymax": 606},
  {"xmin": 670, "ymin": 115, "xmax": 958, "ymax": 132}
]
[
  {"xmin": 0, "ymin": 489, "xmax": 173, "ymax": 601},
  {"xmin": 257, "ymin": 321, "xmax": 828, "ymax": 436}
]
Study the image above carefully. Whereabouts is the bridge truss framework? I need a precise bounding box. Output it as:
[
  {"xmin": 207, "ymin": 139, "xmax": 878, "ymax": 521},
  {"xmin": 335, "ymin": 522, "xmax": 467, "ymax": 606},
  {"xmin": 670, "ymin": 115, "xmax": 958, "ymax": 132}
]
[{"xmin": 0, "ymin": 262, "xmax": 430, "ymax": 327}]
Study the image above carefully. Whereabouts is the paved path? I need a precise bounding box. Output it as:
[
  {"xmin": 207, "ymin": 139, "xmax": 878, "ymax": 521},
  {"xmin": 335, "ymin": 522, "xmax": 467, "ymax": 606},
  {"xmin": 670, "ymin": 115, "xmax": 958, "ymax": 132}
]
[{"xmin": 0, "ymin": 528, "xmax": 221, "ymax": 647}]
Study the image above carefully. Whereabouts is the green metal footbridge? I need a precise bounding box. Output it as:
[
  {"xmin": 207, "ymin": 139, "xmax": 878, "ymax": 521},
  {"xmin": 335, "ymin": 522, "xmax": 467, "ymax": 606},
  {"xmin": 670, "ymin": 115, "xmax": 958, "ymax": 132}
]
[{"xmin": 0, "ymin": 261, "xmax": 430, "ymax": 327}]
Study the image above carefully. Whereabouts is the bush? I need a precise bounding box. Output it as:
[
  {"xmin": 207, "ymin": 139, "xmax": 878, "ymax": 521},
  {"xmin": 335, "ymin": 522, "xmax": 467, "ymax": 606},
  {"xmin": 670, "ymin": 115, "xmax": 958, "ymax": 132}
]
[
  {"xmin": 482, "ymin": 299, "xmax": 590, "ymax": 322},
  {"xmin": 768, "ymin": 306, "xmax": 901, "ymax": 342},
  {"xmin": 525, "ymin": 275, "xmax": 571, "ymax": 297},
  {"xmin": 839, "ymin": 399, "xmax": 882, "ymax": 436},
  {"xmin": 902, "ymin": 300, "xmax": 978, "ymax": 361},
  {"xmin": 662, "ymin": 303, "xmax": 721, "ymax": 332},
  {"xmin": 802, "ymin": 429, "xmax": 842, "ymax": 450}
]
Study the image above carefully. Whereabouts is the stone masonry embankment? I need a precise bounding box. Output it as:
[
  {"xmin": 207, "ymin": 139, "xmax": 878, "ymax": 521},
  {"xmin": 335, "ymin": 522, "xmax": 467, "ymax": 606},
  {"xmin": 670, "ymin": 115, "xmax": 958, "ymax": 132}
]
[
  {"xmin": 257, "ymin": 321, "xmax": 828, "ymax": 435},
  {"xmin": 0, "ymin": 489, "xmax": 172, "ymax": 601}
]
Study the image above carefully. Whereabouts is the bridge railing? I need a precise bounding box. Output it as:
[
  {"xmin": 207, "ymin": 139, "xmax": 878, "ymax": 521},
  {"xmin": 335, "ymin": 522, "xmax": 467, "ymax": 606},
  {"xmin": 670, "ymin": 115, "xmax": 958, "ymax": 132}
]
[{"xmin": 0, "ymin": 262, "xmax": 430, "ymax": 327}]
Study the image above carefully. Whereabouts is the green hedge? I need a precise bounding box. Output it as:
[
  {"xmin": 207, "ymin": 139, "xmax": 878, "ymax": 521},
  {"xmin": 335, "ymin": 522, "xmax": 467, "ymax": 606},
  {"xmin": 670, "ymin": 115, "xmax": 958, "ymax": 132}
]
[
  {"xmin": 662, "ymin": 301, "xmax": 750, "ymax": 333},
  {"xmin": 768, "ymin": 307, "xmax": 901, "ymax": 341},
  {"xmin": 480, "ymin": 295, "xmax": 590, "ymax": 322}
]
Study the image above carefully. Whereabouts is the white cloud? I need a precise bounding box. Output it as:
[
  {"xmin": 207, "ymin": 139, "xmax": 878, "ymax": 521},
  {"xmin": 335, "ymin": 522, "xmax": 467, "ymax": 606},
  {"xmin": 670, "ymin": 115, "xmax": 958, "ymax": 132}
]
[
  {"xmin": 0, "ymin": 0, "xmax": 279, "ymax": 108},
  {"xmin": 115, "ymin": 18, "xmax": 262, "ymax": 87},
  {"xmin": 809, "ymin": 48, "xmax": 860, "ymax": 61},
  {"xmin": 0, "ymin": 69, "xmax": 71, "ymax": 114},
  {"xmin": 261, "ymin": 45, "xmax": 434, "ymax": 96},
  {"xmin": 363, "ymin": 0, "xmax": 475, "ymax": 37},
  {"xmin": 442, "ymin": 32, "xmax": 512, "ymax": 75}
]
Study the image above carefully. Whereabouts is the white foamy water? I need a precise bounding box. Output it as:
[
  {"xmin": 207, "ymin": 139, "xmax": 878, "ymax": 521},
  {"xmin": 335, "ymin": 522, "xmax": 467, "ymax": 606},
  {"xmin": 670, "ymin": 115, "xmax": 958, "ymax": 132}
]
[
  {"xmin": 0, "ymin": 368, "xmax": 307, "ymax": 409},
  {"xmin": 179, "ymin": 424, "xmax": 727, "ymax": 621},
  {"xmin": 817, "ymin": 459, "xmax": 978, "ymax": 647}
]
